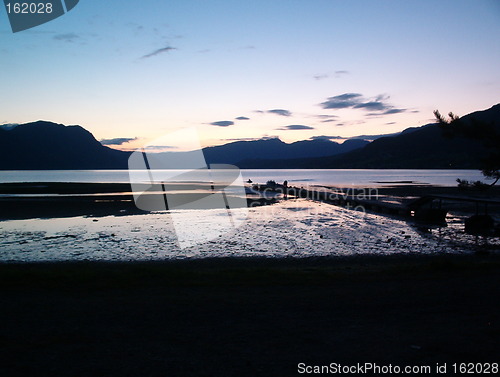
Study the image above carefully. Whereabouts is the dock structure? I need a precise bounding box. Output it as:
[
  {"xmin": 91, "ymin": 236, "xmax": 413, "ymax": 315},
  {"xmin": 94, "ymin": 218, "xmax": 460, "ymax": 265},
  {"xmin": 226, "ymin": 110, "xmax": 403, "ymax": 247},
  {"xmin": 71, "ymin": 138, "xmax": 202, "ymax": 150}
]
[
  {"xmin": 253, "ymin": 184, "xmax": 412, "ymax": 217},
  {"xmin": 289, "ymin": 186, "xmax": 412, "ymax": 216},
  {"xmin": 253, "ymin": 183, "xmax": 500, "ymax": 232},
  {"xmin": 406, "ymin": 194, "xmax": 500, "ymax": 233},
  {"xmin": 407, "ymin": 194, "xmax": 500, "ymax": 216}
]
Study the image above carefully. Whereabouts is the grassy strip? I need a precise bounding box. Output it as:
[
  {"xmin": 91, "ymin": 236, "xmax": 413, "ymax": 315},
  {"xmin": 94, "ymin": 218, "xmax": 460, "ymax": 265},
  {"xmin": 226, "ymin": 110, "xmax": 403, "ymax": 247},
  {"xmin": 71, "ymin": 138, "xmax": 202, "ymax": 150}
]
[{"xmin": 1, "ymin": 253, "xmax": 499, "ymax": 290}]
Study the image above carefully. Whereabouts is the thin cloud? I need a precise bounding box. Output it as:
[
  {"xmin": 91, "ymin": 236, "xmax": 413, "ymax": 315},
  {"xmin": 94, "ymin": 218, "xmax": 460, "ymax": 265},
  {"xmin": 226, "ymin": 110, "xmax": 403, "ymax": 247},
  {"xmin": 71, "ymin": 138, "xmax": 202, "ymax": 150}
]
[
  {"xmin": 53, "ymin": 33, "xmax": 80, "ymax": 42},
  {"xmin": 222, "ymin": 136, "xmax": 279, "ymax": 142},
  {"xmin": 314, "ymin": 70, "xmax": 349, "ymax": 80},
  {"xmin": 143, "ymin": 145, "xmax": 178, "ymax": 151},
  {"xmin": 334, "ymin": 70, "xmax": 349, "ymax": 77},
  {"xmin": 316, "ymin": 114, "xmax": 338, "ymax": 119},
  {"xmin": 210, "ymin": 120, "xmax": 234, "ymax": 127},
  {"xmin": 313, "ymin": 74, "xmax": 329, "ymax": 80},
  {"xmin": 310, "ymin": 135, "xmax": 344, "ymax": 141},
  {"xmin": 141, "ymin": 46, "xmax": 177, "ymax": 59},
  {"xmin": 336, "ymin": 120, "xmax": 366, "ymax": 127},
  {"xmin": 366, "ymin": 108, "xmax": 407, "ymax": 117},
  {"xmin": 320, "ymin": 93, "xmax": 363, "ymax": 109},
  {"xmin": 353, "ymin": 101, "xmax": 388, "ymax": 111},
  {"xmin": 235, "ymin": 116, "xmax": 250, "ymax": 120},
  {"xmin": 100, "ymin": 137, "xmax": 137, "ymax": 146},
  {"xmin": 383, "ymin": 108, "xmax": 406, "ymax": 114},
  {"xmin": 320, "ymin": 92, "xmax": 407, "ymax": 114},
  {"xmin": 353, "ymin": 94, "xmax": 392, "ymax": 111},
  {"xmin": 316, "ymin": 114, "xmax": 339, "ymax": 123},
  {"xmin": 276, "ymin": 125, "xmax": 314, "ymax": 130},
  {"xmin": 268, "ymin": 109, "xmax": 292, "ymax": 117}
]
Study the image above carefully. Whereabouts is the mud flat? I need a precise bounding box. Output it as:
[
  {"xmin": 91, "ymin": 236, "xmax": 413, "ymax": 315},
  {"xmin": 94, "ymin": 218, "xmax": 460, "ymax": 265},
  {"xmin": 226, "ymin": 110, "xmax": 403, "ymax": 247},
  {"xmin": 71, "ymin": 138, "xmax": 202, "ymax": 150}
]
[
  {"xmin": 0, "ymin": 182, "xmax": 275, "ymax": 221},
  {"xmin": 2, "ymin": 197, "xmax": 499, "ymax": 262}
]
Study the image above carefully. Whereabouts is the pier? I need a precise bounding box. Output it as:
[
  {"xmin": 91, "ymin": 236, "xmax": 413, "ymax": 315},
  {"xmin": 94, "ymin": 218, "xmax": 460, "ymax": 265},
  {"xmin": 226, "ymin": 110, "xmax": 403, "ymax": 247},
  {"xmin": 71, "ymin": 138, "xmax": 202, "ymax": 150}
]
[{"xmin": 253, "ymin": 183, "xmax": 500, "ymax": 233}]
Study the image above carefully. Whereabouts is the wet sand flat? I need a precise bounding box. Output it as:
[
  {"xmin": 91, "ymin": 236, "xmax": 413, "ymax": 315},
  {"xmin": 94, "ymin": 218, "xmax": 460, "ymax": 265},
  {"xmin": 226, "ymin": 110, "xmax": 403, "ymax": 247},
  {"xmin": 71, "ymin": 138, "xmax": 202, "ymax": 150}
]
[{"xmin": 1, "ymin": 198, "xmax": 496, "ymax": 262}]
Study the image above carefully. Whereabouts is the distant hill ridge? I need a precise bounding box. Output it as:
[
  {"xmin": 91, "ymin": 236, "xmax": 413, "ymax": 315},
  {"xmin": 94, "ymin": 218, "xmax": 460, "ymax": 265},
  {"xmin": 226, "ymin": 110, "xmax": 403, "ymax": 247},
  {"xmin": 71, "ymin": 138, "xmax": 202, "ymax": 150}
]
[
  {"xmin": 0, "ymin": 121, "xmax": 129, "ymax": 170},
  {"xmin": 0, "ymin": 121, "xmax": 369, "ymax": 170},
  {"xmin": 163, "ymin": 137, "xmax": 369, "ymax": 166},
  {"xmin": 0, "ymin": 104, "xmax": 498, "ymax": 170},
  {"xmin": 238, "ymin": 104, "xmax": 500, "ymax": 169}
]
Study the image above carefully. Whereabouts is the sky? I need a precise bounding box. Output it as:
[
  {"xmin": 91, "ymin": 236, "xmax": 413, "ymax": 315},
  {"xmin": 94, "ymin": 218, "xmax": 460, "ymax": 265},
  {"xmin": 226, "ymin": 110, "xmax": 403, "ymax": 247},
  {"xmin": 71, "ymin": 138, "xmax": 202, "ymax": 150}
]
[{"xmin": 1, "ymin": 0, "xmax": 499, "ymax": 151}]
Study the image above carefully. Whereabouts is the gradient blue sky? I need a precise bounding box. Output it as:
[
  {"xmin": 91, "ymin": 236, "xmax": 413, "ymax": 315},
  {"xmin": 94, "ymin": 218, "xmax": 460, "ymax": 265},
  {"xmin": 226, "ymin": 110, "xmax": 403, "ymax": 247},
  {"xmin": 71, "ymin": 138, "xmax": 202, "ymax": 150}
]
[{"xmin": 1, "ymin": 0, "xmax": 499, "ymax": 150}]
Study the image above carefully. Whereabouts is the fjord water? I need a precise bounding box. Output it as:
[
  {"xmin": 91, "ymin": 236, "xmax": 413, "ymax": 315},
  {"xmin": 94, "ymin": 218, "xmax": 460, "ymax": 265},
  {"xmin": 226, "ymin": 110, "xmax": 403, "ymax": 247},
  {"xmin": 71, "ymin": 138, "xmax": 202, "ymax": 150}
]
[{"xmin": 0, "ymin": 169, "xmax": 486, "ymax": 187}]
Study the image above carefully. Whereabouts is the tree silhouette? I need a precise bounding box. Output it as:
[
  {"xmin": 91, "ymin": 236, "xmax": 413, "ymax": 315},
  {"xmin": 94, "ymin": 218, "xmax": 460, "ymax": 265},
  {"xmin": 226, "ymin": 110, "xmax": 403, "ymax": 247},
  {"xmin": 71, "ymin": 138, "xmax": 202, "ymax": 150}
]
[{"xmin": 434, "ymin": 110, "xmax": 500, "ymax": 187}]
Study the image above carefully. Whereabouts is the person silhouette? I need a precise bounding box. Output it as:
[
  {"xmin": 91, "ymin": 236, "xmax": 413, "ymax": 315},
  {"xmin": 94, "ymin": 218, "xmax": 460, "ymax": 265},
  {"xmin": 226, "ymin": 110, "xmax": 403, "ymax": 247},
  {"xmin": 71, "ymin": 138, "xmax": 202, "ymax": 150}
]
[{"xmin": 283, "ymin": 180, "xmax": 288, "ymax": 199}]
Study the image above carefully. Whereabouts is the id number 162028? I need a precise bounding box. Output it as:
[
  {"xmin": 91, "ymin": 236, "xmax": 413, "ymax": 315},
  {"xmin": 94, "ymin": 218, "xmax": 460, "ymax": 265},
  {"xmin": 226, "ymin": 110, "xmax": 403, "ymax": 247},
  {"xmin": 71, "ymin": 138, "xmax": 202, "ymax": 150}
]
[
  {"xmin": 6, "ymin": 2, "xmax": 53, "ymax": 14},
  {"xmin": 452, "ymin": 363, "xmax": 498, "ymax": 374}
]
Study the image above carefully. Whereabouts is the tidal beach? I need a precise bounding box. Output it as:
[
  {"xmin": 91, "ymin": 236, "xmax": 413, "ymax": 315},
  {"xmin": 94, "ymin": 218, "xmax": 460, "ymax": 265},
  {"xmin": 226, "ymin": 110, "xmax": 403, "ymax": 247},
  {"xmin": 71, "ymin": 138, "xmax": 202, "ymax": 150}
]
[
  {"xmin": 1, "ymin": 181, "xmax": 499, "ymax": 261},
  {"xmin": 0, "ymin": 179, "xmax": 499, "ymax": 376}
]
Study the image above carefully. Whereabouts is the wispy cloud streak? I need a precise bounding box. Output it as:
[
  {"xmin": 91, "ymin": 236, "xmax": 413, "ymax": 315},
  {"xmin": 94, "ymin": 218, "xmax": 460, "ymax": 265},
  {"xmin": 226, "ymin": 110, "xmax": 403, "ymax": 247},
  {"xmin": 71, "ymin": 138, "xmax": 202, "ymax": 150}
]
[
  {"xmin": 276, "ymin": 125, "xmax": 314, "ymax": 130},
  {"xmin": 100, "ymin": 137, "xmax": 137, "ymax": 146},
  {"xmin": 141, "ymin": 46, "xmax": 177, "ymax": 59},
  {"xmin": 210, "ymin": 121, "xmax": 234, "ymax": 127},
  {"xmin": 320, "ymin": 93, "xmax": 406, "ymax": 114},
  {"xmin": 268, "ymin": 109, "xmax": 292, "ymax": 117}
]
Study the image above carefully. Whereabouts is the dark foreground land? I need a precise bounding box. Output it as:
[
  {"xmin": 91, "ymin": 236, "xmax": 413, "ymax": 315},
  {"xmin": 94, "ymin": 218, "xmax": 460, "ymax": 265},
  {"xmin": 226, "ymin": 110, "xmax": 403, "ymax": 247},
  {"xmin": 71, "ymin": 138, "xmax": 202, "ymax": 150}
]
[{"xmin": 0, "ymin": 254, "xmax": 499, "ymax": 376}]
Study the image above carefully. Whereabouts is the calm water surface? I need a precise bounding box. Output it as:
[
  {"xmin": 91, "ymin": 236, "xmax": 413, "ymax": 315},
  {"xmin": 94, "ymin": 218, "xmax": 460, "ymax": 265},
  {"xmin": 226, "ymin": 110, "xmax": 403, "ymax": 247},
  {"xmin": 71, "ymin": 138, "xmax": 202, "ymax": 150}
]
[{"xmin": 0, "ymin": 169, "xmax": 486, "ymax": 187}]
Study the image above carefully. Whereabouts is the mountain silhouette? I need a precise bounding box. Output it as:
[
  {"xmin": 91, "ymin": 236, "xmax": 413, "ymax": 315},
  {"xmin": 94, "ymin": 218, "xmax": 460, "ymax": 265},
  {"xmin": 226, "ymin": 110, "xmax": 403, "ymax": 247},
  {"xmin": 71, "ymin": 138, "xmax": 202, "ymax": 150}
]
[
  {"xmin": 1, "ymin": 104, "xmax": 498, "ymax": 170},
  {"xmin": 0, "ymin": 121, "xmax": 129, "ymax": 169},
  {"xmin": 238, "ymin": 104, "xmax": 500, "ymax": 169},
  {"xmin": 159, "ymin": 138, "xmax": 369, "ymax": 166},
  {"xmin": 0, "ymin": 121, "xmax": 368, "ymax": 170}
]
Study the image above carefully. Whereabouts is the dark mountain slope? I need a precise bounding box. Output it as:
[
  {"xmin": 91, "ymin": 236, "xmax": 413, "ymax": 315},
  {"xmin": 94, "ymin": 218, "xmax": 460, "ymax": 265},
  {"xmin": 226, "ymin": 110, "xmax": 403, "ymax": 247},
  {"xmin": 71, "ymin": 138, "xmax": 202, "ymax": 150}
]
[
  {"xmin": 239, "ymin": 104, "xmax": 500, "ymax": 169},
  {"xmin": 0, "ymin": 121, "xmax": 130, "ymax": 170},
  {"xmin": 199, "ymin": 138, "xmax": 369, "ymax": 165},
  {"xmin": 2, "ymin": 104, "xmax": 497, "ymax": 170}
]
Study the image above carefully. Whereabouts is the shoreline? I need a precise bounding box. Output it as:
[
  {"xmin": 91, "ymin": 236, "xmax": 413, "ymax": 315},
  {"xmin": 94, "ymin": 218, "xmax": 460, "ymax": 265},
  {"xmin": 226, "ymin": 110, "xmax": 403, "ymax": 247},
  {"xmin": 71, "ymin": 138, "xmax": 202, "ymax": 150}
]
[
  {"xmin": 1, "ymin": 182, "xmax": 499, "ymax": 220},
  {"xmin": 1, "ymin": 251, "xmax": 499, "ymax": 281}
]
